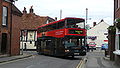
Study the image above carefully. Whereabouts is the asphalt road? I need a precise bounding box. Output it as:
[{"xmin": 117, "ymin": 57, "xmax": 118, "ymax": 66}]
[{"xmin": 0, "ymin": 52, "xmax": 83, "ymax": 68}]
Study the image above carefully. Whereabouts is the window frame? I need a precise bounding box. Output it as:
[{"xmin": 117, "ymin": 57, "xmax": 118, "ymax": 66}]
[
  {"xmin": 116, "ymin": 28, "xmax": 120, "ymax": 50},
  {"xmin": 2, "ymin": 6, "xmax": 8, "ymax": 27},
  {"xmin": 4, "ymin": 0, "xmax": 11, "ymax": 2},
  {"xmin": 116, "ymin": 0, "xmax": 120, "ymax": 10}
]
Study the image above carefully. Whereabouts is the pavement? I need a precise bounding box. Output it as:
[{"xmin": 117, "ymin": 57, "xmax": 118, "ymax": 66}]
[
  {"xmin": 84, "ymin": 50, "xmax": 120, "ymax": 68},
  {"xmin": 0, "ymin": 51, "xmax": 33, "ymax": 64}
]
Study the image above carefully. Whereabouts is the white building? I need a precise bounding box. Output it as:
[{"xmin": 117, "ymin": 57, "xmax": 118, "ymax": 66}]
[
  {"xmin": 20, "ymin": 30, "xmax": 37, "ymax": 50},
  {"xmin": 87, "ymin": 20, "xmax": 109, "ymax": 47}
]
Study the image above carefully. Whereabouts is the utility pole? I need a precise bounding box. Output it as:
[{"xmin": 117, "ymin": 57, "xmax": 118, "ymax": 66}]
[
  {"xmin": 60, "ymin": 9, "xmax": 62, "ymax": 20},
  {"xmin": 86, "ymin": 8, "xmax": 88, "ymax": 24},
  {"xmin": 85, "ymin": 8, "xmax": 88, "ymax": 46}
]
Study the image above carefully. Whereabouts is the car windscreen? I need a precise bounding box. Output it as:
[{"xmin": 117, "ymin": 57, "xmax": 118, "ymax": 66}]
[{"xmin": 64, "ymin": 42, "xmax": 76, "ymax": 47}]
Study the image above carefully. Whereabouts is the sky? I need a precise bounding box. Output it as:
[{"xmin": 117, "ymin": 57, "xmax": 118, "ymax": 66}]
[{"xmin": 15, "ymin": 0, "xmax": 114, "ymax": 26}]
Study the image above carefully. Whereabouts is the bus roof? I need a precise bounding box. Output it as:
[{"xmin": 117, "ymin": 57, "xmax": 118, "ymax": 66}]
[{"xmin": 37, "ymin": 17, "xmax": 85, "ymax": 29}]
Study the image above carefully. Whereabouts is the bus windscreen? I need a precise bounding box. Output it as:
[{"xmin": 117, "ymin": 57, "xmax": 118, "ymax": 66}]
[{"xmin": 66, "ymin": 18, "xmax": 85, "ymax": 28}]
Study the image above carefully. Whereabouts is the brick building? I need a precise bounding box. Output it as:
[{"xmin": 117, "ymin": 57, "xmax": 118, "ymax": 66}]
[
  {"xmin": 112, "ymin": 0, "xmax": 120, "ymax": 65},
  {"xmin": 0, "ymin": 0, "xmax": 22, "ymax": 55}
]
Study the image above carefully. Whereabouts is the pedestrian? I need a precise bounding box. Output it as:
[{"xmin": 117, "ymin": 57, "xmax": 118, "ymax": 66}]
[
  {"xmin": 91, "ymin": 46, "xmax": 93, "ymax": 52},
  {"xmin": 24, "ymin": 43, "xmax": 27, "ymax": 51},
  {"xmin": 86, "ymin": 44, "xmax": 89, "ymax": 52}
]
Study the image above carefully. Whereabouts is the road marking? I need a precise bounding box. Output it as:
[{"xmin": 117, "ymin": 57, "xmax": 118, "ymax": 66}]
[
  {"xmin": 76, "ymin": 60, "xmax": 83, "ymax": 68},
  {"xmin": 26, "ymin": 65, "xmax": 35, "ymax": 68},
  {"xmin": 76, "ymin": 57, "xmax": 87, "ymax": 68}
]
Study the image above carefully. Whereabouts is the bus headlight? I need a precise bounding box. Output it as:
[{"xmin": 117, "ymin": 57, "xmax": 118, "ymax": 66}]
[{"xmin": 65, "ymin": 50, "xmax": 70, "ymax": 52}]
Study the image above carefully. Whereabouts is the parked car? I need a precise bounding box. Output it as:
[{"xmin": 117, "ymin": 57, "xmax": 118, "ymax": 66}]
[
  {"xmin": 88, "ymin": 42, "xmax": 96, "ymax": 50},
  {"xmin": 101, "ymin": 43, "xmax": 108, "ymax": 50}
]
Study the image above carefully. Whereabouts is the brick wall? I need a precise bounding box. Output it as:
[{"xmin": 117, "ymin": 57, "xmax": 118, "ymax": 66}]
[
  {"xmin": 115, "ymin": 8, "xmax": 120, "ymax": 18},
  {"xmin": 11, "ymin": 15, "xmax": 22, "ymax": 55},
  {"xmin": 0, "ymin": 0, "xmax": 12, "ymax": 55},
  {"xmin": 114, "ymin": 0, "xmax": 120, "ymax": 65}
]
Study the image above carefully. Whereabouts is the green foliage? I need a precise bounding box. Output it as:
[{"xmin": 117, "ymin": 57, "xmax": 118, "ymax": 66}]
[
  {"xmin": 115, "ymin": 18, "xmax": 120, "ymax": 23},
  {"xmin": 107, "ymin": 26, "xmax": 116, "ymax": 31}
]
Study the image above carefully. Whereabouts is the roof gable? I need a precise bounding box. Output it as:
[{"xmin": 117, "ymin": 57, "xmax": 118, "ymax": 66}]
[
  {"xmin": 90, "ymin": 21, "xmax": 109, "ymax": 30},
  {"xmin": 12, "ymin": 4, "xmax": 23, "ymax": 16}
]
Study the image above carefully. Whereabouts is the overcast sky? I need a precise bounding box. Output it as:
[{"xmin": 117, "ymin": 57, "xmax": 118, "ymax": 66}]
[{"xmin": 15, "ymin": 0, "xmax": 114, "ymax": 26}]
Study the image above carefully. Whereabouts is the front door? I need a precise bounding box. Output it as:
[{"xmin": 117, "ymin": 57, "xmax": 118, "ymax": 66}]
[{"xmin": 1, "ymin": 33, "xmax": 7, "ymax": 54}]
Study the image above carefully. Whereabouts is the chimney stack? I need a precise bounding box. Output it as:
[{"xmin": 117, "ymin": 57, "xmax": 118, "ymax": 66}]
[
  {"xmin": 93, "ymin": 22, "xmax": 96, "ymax": 27},
  {"xmin": 29, "ymin": 6, "xmax": 34, "ymax": 13},
  {"xmin": 23, "ymin": 7, "xmax": 27, "ymax": 14},
  {"xmin": 100, "ymin": 19, "xmax": 104, "ymax": 22},
  {"xmin": 55, "ymin": 17, "xmax": 57, "ymax": 21}
]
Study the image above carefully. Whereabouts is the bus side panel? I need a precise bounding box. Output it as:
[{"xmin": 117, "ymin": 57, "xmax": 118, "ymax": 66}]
[
  {"xmin": 45, "ymin": 29, "xmax": 65, "ymax": 38},
  {"xmin": 37, "ymin": 28, "xmax": 86, "ymax": 38}
]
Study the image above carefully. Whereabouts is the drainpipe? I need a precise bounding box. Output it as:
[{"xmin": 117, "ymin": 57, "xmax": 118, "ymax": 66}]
[
  {"xmin": 9, "ymin": 1, "xmax": 13, "ymax": 56},
  {"xmin": 9, "ymin": 0, "xmax": 17, "ymax": 56}
]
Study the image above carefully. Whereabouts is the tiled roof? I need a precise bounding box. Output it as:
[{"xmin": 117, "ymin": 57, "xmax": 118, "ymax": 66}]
[{"xmin": 21, "ymin": 13, "xmax": 54, "ymax": 29}]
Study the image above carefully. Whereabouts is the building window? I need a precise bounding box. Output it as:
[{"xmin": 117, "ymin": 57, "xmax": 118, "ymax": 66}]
[
  {"xmin": 27, "ymin": 31, "xmax": 35, "ymax": 41},
  {"xmin": 46, "ymin": 20, "xmax": 49, "ymax": 24},
  {"xmin": 4, "ymin": 0, "xmax": 11, "ymax": 2},
  {"xmin": 116, "ymin": 0, "xmax": 120, "ymax": 9},
  {"xmin": 104, "ymin": 33, "xmax": 108, "ymax": 35},
  {"xmin": 116, "ymin": 33, "xmax": 120, "ymax": 50},
  {"xmin": 117, "ymin": 28, "xmax": 120, "ymax": 50},
  {"xmin": 119, "ymin": 35, "xmax": 120, "ymax": 50},
  {"xmin": 2, "ymin": 6, "xmax": 8, "ymax": 26}
]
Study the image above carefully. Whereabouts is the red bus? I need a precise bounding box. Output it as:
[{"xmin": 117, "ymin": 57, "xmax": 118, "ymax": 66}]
[{"xmin": 36, "ymin": 17, "xmax": 86, "ymax": 57}]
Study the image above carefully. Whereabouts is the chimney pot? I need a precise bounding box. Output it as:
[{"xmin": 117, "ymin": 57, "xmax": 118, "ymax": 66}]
[
  {"xmin": 23, "ymin": 7, "xmax": 27, "ymax": 14},
  {"xmin": 93, "ymin": 22, "xmax": 96, "ymax": 27},
  {"xmin": 29, "ymin": 6, "xmax": 34, "ymax": 13},
  {"xmin": 55, "ymin": 17, "xmax": 57, "ymax": 21}
]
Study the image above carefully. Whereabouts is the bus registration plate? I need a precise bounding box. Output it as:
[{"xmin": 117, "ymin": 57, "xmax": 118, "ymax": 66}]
[{"xmin": 74, "ymin": 53, "xmax": 79, "ymax": 55}]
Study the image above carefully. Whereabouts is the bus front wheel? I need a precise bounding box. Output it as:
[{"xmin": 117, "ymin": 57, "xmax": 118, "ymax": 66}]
[{"xmin": 72, "ymin": 55, "xmax": 74, "ymax": 58}]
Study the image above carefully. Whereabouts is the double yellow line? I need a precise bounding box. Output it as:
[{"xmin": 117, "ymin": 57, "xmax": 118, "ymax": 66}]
[{"xmin": 76, "ymin": 57, "xmax": 87, "ymax": 68}]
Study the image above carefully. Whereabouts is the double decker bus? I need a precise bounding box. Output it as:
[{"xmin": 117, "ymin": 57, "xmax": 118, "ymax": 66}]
[{"xmin": 36, "ymin": 17, "xmax": 86, "ymax": 57}]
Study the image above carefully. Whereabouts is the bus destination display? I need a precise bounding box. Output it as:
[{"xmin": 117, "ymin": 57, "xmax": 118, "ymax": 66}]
[{"xmin": 69, "ymin": 30, "xmax": 83, "ymax": 34}]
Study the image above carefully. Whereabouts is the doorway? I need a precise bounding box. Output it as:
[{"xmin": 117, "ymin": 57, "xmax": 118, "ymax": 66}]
[{"xmin": 1, "ymin": 33, "xmax": 7, "ymax": 54}]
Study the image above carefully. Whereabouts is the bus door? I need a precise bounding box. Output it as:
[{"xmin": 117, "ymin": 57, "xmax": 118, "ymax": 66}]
[
  {"xmin": 40, "ymin": 40, "xmax": 46, "ymax": 54},
  {"xmin": 45, "ymin": 39, "xmax": 55, "ymax": 55}
]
